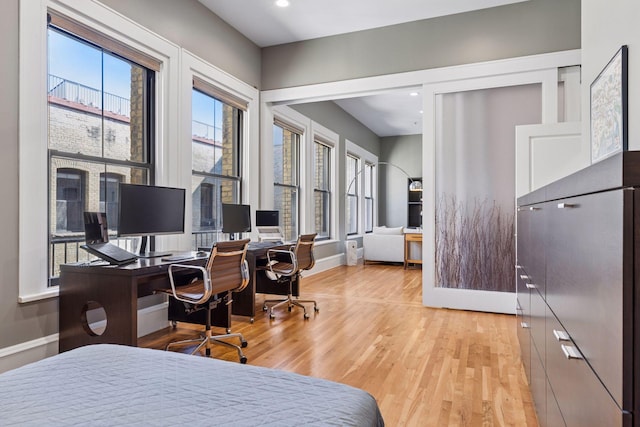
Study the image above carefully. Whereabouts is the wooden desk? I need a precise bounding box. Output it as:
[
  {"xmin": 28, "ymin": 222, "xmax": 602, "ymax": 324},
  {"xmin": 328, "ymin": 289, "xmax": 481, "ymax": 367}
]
[
  {"xmin": 59, "ymin": 253, "xmax": 211, "ymax": 352},
  {"xmin": 59, "ymin": 243, "xmax": 294, "ymax": 352},
  {"xmin": 404, "ymin": 232, "xmax": 423, "ymax": 269}
]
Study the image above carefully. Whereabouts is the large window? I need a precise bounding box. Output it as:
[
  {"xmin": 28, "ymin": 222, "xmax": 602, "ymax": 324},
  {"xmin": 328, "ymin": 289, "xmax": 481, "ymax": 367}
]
[
  {"xmin": 273, "ymin": 123, "xmax": 300, "ymax": 242},
  {"xmin": 346, "ymin": 154, "xmax": 359, "ymax": 235},
  {"xmin": 314, "ymin": 141, "xmax": 332, "ymax": 239},
  {"xmin": 191, "ymin": 85, "xmax": 243, "ymax": 249},
  {"xmin": 47, "ymin": 19, "xmax": 155, "ymax": 283}
]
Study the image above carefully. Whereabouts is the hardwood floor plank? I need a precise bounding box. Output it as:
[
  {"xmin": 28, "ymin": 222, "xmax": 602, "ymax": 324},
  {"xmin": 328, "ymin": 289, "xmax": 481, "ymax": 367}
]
[{"xmin": 138, "ymin": 263, "xmax": 538, "ymax": 426}]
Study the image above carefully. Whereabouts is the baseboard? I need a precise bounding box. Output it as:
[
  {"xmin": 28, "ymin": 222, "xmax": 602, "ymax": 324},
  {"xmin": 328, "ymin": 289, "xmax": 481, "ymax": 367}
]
[
  {"xmin": 0, "ymin": 303, "xmax": 170, "ymax": 374},
  {"xmin": 137, "ymin": 301, "xmax": 170, "ymax": 337},
  {"xmin": 0, "ymin": 334, "xmax": 59, "ymax": 374},
  {"xmin": 307, "ymin": 253, "xmax": 344, "ymax": 276}
]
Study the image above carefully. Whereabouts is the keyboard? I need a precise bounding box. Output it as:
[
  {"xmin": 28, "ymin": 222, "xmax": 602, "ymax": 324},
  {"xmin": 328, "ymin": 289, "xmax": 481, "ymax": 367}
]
[{"xmin": 81, "ymin": 243, "xmax": 138, "ymax": 265}]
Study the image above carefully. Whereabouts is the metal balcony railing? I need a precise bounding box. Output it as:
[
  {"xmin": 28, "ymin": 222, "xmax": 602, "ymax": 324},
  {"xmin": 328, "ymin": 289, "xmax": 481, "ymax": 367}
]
[{"xmin": 48, "ymin": 75, "xmax": 131, "ymax": 118}]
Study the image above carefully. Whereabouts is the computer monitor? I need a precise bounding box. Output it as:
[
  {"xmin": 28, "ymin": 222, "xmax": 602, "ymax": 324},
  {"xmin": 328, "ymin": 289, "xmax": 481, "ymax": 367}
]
[
  {"xmin": 222, "ymin": 203, "xmax": 251, "ymax": 237},
  {"xmin": 255, "ymin": 210, "xmax": 279, "ymax": 227},
  {"xmin": 117, "ymin": 183, "xmax": 186, "ymax": 257}
]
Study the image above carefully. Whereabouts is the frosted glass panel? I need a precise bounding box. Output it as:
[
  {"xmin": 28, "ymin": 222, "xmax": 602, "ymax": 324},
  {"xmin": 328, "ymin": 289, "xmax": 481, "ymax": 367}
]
[{"xmin": 435, "ymin": 84, "xmax": 541, "ymax": 292}]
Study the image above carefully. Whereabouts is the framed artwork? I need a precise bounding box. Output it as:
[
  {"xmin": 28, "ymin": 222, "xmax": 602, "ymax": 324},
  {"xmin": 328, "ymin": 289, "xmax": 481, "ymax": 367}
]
[{"xmin": 590, "ymin": 45, "xmax": 628, "ymax": 163}]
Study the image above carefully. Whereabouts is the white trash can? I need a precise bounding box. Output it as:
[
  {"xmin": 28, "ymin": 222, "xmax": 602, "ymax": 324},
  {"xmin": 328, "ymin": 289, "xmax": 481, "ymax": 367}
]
[{"xmin": 345, "ymin": 240, "xmax": 357, "ymax": 266}]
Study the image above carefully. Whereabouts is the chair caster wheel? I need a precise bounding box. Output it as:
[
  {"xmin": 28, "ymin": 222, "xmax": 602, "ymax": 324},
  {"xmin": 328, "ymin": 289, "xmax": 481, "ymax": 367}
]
[
  {"xmin": 240, "ymin": 356, "xmax": 247, "ymax": 364},
  {"xmin": 304, "ymin": 313, "xmax": 310, "ymax": 319},
  {"xmin": 314, "ymin": 307, "xmax": 320, "ymax": 312},
  {"xmin": 262, "ymin": 306, "xmax": 267, "ymax": 312},
  {"xmin": 288, "ymin": 306, "xmax": 292, "ymax": 312},
  {"xmin": 269, "ymin": 313, "xmax": 275, "ymax": 319},
  {"xmin": 241, "ymin": 341, "xmax": 248, "ymax": 348}
]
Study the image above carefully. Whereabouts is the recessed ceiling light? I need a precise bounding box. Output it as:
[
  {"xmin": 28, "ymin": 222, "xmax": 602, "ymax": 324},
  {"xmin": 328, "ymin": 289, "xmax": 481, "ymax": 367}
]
[
  {"xmin": 409, "ymin": 92, "xmax": 419, "ymax": 97},
  {"xmin": 276, "ymin": 0, "xmax": 290, "ymax": 7},
  {"xmin": 419, "ymin": 110, "xmax": 423, "ymax": 114}
]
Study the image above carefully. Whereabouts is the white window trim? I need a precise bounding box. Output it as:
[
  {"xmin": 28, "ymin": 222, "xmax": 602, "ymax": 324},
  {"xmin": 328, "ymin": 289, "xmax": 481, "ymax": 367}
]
[
  {"xmin": 265, "ymin": 105, "xmax": 308, "ymax": 239},
  {"xmin": 346, "ymin": 141, "xmax": 378, "ymax": 238},
  {"xmin": 18, "ymin": 0, "xmax": 181, "ymax": 302},
  {"xmin": 180, "ymin": 50, "xmax": 260, "ymax": 248},
  {"xmin": 260, "ymin": 105, "xmax": 338, "ymax": 240},
  {"xmin": 310, "ymin": 122, "xmax": 338, "ymax": 241}
]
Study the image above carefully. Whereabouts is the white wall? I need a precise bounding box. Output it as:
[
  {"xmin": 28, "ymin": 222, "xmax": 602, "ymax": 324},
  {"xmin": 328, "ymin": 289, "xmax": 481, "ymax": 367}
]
[
  {"xmin": 379, "ymin": 135, "xmax": 422, "ymax": 227},
  {"xmin": 582, "ymin": 0, "xmax": 640, "ymax": 151}
]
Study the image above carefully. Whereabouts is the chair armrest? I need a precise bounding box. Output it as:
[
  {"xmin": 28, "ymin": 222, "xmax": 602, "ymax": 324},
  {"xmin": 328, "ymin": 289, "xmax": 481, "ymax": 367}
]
[
  {"xmin": 266, "ymin": 249, "xmax": 298, "ymax": 276},
  {"xmin": 167, "ymin": 264, "xmax": 211, "ymax": 305}
]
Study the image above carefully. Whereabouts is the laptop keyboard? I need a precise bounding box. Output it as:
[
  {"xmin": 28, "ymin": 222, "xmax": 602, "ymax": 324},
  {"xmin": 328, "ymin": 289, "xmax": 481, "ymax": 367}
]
[{"xmin": 87, "ymin": 243, "xmax": 137, "ymax": 263}]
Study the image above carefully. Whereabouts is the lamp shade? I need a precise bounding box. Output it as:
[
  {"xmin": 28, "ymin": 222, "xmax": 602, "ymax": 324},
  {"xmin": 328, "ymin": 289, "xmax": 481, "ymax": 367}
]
[{"xmin": 409, "ymin": 180, "xmax": 423, "ymax": 192}]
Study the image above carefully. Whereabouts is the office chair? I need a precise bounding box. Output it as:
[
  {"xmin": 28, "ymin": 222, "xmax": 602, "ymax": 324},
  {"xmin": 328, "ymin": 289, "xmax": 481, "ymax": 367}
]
[
  {"xmin": 262, "ymin": 233, "xmax": 319, "ymax": 320},
  {"xmin": 157, "ymin": 239, "xmax": 250, "ymax": 363}
]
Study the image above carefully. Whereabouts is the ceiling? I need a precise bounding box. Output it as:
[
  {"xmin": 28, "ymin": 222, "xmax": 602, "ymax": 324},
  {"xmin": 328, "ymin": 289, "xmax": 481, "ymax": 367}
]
[{"xmin": 198, "ymin": 0, "xmax": 527, "ymax": 137}]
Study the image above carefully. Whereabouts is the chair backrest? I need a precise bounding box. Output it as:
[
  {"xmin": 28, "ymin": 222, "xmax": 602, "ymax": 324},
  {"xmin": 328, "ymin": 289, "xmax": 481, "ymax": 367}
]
[
  {"xmin": 293, "ymin": 233, "xmax": 317, "ymax": 272},
  {"xmin": 205, "ymin": 239, "xmax": 250, "ymax": 295}
]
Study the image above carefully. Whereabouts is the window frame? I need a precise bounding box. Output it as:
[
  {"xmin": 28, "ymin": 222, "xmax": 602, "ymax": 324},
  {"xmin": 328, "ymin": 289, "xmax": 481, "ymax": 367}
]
[
  {"xmin": 345, "ymin": 140, "xmax": 378, "ymax": 237},
  {"xmin": 272, "ymin": 121, "xmax": 301, "ymax": 241},
  {"xmin": 313, "ymin": 140, "xmax": 333, "ymax": 240},
  {"xmin": 345, "ymin": 153, "xmax": 359, "ymax": 236},
  {"xmin": 46, "ymin": 23, "xmax": 156, "ymax": 285},
  {"xmin": 190, "ymin": 86, "xmax": 244, "ymax": 247}
]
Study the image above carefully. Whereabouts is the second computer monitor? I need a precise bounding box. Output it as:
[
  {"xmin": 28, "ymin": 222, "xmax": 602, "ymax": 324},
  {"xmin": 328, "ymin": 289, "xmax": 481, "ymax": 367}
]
[{"xmin": 255, "ymin": 210, "xmax": 279, "ymax": 227}]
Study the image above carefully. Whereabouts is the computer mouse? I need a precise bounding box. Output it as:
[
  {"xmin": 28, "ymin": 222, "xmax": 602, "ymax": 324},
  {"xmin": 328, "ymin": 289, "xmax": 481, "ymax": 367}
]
[{"xmin": 196, "ymin": 251, "xmax": 208, "ymax": 257}]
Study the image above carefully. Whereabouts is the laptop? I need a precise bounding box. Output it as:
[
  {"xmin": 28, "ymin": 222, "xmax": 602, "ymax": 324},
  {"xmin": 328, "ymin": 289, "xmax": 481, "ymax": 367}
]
[{"xmin": 81, "ymin": 212, "xmax": 138, "ymax": 265}]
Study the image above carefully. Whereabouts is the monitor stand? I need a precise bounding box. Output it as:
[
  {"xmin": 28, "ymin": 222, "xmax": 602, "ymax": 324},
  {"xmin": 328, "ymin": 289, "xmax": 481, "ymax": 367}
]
[{"xmin": 137, "ymin": 236, "xmax": 171, "ymax": 258}]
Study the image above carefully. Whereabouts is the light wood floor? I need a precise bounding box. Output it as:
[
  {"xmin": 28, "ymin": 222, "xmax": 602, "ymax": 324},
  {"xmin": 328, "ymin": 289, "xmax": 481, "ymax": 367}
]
[{"xmin": 139, "ymin": 263, "xmax": 538, "ymax": 426}]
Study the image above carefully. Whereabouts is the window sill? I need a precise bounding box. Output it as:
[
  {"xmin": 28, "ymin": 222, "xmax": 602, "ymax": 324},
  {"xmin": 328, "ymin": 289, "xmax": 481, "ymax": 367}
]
[
  {"xmin": 314, "ymin": 238, "xmax": 339, "ymax": 247},
  {"xmin": 19, "ymin": 287, "xmax": 59, "ymax": 304}
]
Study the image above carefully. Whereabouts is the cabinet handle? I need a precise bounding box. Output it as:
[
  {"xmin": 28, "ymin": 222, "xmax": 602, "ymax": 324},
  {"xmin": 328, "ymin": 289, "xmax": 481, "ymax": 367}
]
[
  {"xmin": 529, "ymin": 206, "xmax": 540, "ymax": 211},
  {"xmin": 553, "ymin": 329, "xmax": 570, "ymax": 342},
  {"xmin": 557, "ymin": 203, "xmax": 576, "ymax": 209},
  {"xmin": 525, "ymin": 283, "xmax": 536, "ymax": 289},
  {"xmin": 519, "ymin": 274, "xmax": 530, "ymax": 280},
  {"xmin": 515, "ymin": 264, "xmax": 522, "ymax": 269},
  {"xmin": 521, "ymin": 322, "xmax": 530, "ymax": 329},
  {"xmin": 561, "ymin": 344, "xmax": 583, "ymax": 360}
]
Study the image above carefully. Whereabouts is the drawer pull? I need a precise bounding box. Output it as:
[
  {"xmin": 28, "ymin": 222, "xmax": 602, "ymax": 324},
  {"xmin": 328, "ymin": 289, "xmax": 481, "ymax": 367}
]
[
  {"xmin": 519, "ymin": 274, "xmax": 530, "ymax": 280},
  {"xmin": 515, "ymin": 264, "xmax": 522, "ymax": 269},
  {"xmin": 525, "ymin": 283, "xmax": 536, "ymax": 289},
  {"xmin": 561, "ymin": 344, "xmax": 583, "ymax": 360},
  {"xmin": 529, "ymin": 206, "xmax": 540, "ymax": 211},
  {"xmin": 557, "ymin": 203, "xmax": 576, "ymax": 209},
  {"xmin": 553, "ymin": 329, "xmax": 570, "ymax": 342},
  {"xmin": 521, "ymin": 322, "xmax": 530, "ymax": 329}
]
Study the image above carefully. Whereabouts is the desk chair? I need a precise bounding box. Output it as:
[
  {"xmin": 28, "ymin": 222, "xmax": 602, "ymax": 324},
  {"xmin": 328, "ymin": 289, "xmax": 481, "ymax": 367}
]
[
  {"xmin": 262, "ymin": 233, "xmax": 318, "ymax": 320},
  {"xmin": 157, "ymin": 239, "xmax": 250, "ymax": 363}
]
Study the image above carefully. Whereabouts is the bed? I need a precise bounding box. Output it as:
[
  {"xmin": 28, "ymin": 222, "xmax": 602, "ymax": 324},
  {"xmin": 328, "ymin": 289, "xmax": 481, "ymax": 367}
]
[{"xmin": 0, "ymin": 344, "xmax": 384, "ymax": 426}]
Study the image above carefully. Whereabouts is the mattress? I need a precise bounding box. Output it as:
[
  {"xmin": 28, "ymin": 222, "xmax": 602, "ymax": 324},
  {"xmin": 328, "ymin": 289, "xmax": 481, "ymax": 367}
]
[{"xmin": 0, "ymin": 344, "xmax": 384, "ymax": 426}]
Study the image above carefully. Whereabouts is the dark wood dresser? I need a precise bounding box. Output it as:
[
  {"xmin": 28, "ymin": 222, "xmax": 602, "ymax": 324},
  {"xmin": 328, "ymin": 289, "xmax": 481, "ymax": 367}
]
[{"xmin": 516, "ymin": 151, "xmax": 640, "ymax": 427}]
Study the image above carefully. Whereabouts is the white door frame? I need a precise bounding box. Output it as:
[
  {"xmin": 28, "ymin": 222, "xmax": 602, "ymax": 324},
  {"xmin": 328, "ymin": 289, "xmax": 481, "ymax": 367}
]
[{"xmin": 261, "ymin": 49, "xmax": 581, "ymax": 313}]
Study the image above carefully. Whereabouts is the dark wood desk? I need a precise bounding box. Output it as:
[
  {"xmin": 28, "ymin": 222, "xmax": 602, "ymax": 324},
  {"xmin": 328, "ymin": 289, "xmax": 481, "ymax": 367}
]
[
  {"xmin": 59, "ymin": 243, "xmax": 297, "ymax": 352},
  {"xmin": 59, "ymin": 253, "xmax": 212, "ymax": 352}
]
